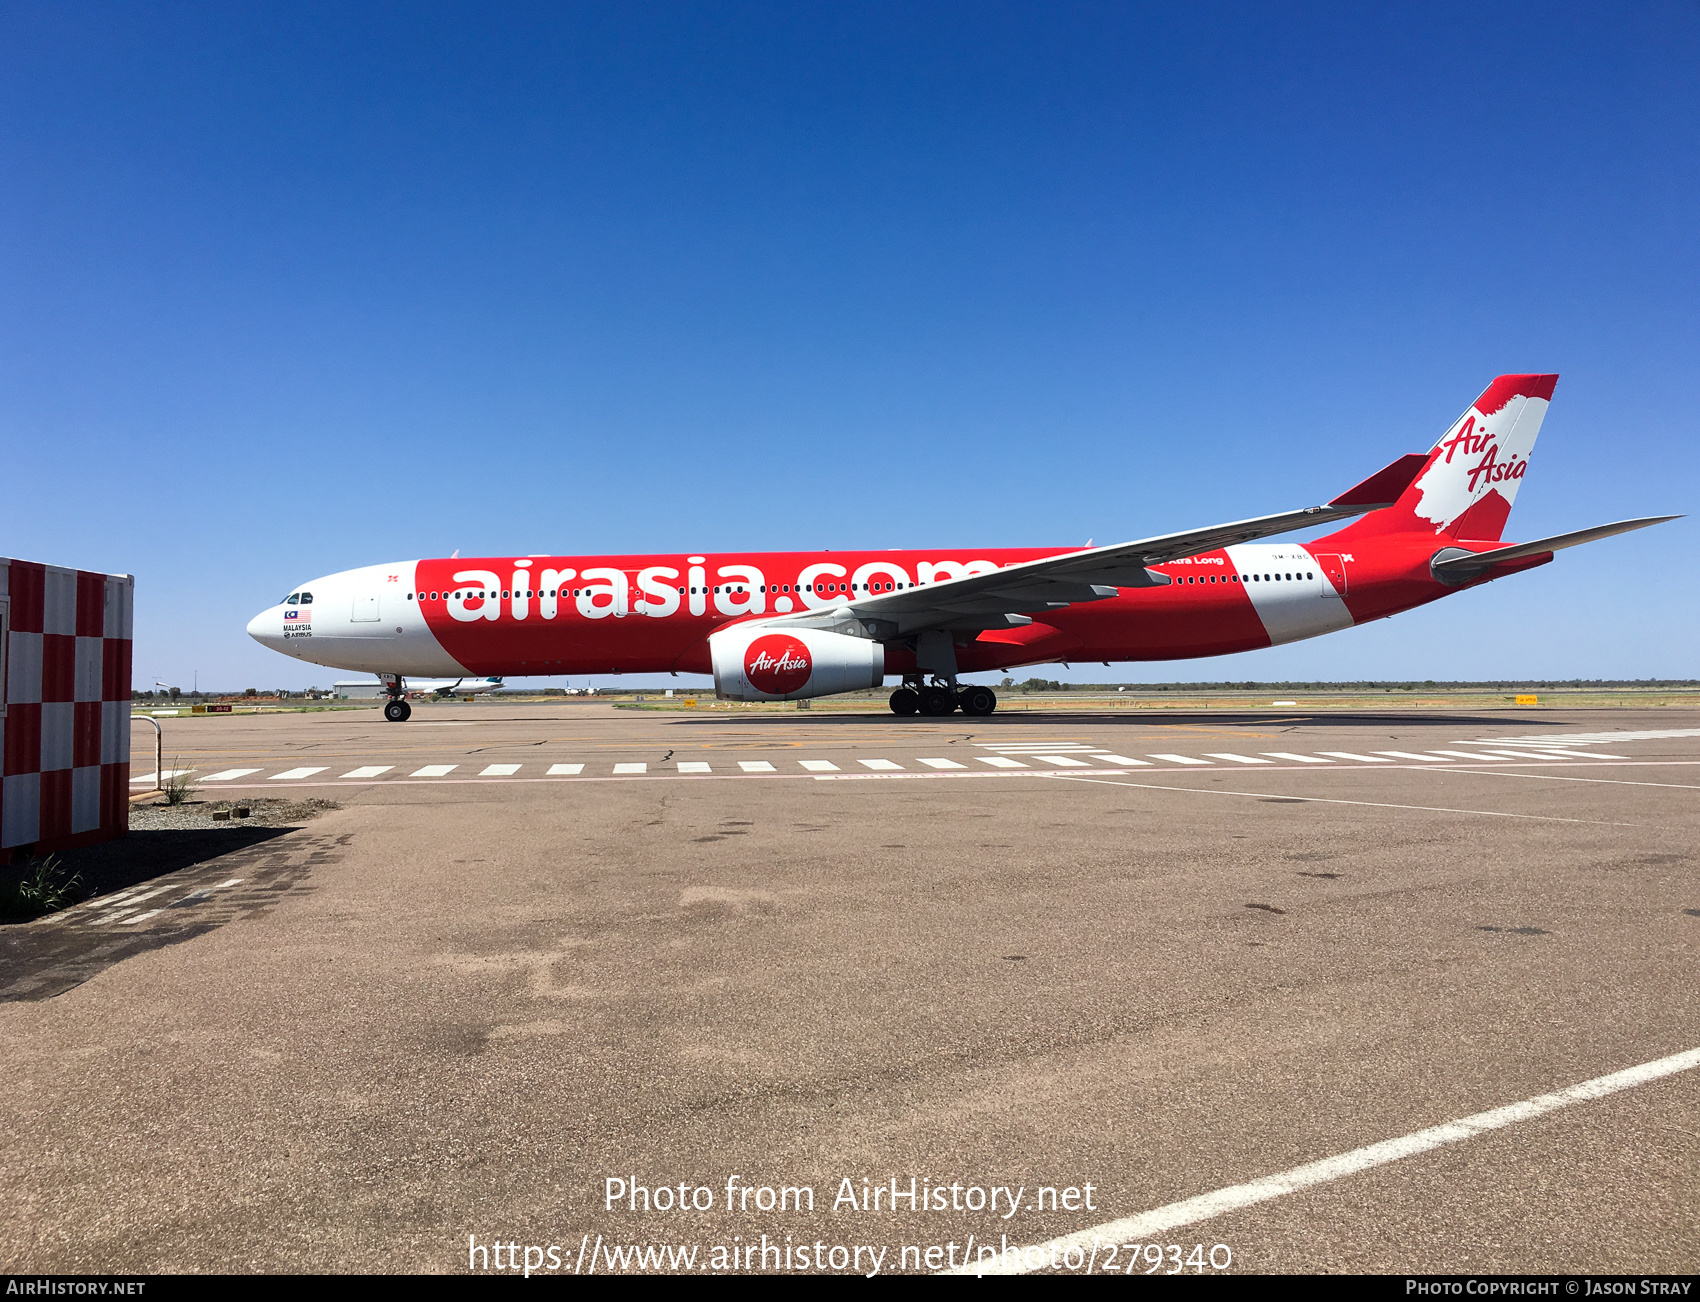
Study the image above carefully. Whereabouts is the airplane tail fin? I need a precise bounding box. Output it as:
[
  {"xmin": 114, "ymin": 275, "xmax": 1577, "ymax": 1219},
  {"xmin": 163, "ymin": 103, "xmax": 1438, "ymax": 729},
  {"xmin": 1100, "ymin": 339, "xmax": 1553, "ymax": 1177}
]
[{"xmin": 1324, "ymin": 374, "xmax": 1558, "ymax": 543}]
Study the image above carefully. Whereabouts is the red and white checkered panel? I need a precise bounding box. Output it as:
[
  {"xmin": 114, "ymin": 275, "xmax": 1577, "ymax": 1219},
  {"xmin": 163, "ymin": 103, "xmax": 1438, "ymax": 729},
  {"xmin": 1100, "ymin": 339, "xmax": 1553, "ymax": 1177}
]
[{"xmin": 1, "ymin": 557, "xmax": 134, "ymax": 859}]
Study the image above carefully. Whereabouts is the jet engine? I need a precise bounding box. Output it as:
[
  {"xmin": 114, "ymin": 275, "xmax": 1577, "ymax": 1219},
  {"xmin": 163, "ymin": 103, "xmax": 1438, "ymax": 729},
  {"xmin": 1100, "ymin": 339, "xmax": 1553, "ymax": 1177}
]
[{"xmin": 710, "ymin": 625, "xmax": 885, "ymax": 701}]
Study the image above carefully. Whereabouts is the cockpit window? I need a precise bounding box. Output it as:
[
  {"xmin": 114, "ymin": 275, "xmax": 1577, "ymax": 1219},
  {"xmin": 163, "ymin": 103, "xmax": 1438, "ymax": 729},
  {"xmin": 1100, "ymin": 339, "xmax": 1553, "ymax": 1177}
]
[
  {"xmin": 286, "ymin": 593, "xmax": 300, "ymax": 604},
  {"xmin": 300, "ymin": 591, "xmax": 313, "ymax": 604}
]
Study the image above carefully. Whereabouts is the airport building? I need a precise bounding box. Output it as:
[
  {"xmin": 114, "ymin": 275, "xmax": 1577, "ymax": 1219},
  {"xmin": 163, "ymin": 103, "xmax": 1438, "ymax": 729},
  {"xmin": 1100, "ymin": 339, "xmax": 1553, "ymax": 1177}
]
[{"xmin": 0, "ymin": 556, "xmax": 135, "ymax": 863}]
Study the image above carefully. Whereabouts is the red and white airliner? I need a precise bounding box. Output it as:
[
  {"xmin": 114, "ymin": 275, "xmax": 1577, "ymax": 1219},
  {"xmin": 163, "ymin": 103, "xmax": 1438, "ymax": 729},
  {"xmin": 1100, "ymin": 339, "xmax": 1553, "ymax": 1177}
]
[{"xmin": 248, "ymin": 375, "xmax": 1675, "ymax": 722}]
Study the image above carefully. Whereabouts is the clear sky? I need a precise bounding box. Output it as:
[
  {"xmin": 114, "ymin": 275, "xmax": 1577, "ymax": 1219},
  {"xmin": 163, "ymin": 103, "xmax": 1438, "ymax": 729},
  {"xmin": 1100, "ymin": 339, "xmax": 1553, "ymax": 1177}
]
[{"xmin": 3, "ymin": 2, "xmax": 1695, "ymax": 691}]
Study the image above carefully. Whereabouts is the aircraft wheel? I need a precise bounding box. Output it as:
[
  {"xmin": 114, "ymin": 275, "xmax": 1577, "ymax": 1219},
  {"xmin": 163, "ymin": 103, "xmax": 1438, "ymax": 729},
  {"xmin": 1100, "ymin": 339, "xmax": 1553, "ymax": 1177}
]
[
  {"xmin": 918, "ymin": 686, "xmax": 956, "ymax": 716},
  {"xmin": 889, "ymin": 688, "xmax": 919, "ymax": 716},
  {"xmin": 958, "ymin": 686, "xmax": 997, "ymax": 716},
  {"xmin": 384, "ymin": 699, "xmax": 412, "ymax": 723}
]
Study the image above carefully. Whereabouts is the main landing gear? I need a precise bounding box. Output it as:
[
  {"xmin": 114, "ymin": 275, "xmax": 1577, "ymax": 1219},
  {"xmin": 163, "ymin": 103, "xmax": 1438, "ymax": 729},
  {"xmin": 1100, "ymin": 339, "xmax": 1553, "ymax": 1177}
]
[
  {"xmin": 889, "ymin": 680, "xmax": 997, "ymax": 717},
  {"xmin": 384, "ymin": 697, "xmax": 412, "ymax": 723}
]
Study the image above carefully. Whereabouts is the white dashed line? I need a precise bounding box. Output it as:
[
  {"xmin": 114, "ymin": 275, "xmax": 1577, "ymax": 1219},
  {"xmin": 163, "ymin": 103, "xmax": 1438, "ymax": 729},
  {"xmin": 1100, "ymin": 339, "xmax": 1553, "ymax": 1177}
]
[
  {"xmin": 129, "ymin": 769, "xmax": 193, "ymax": 785},
  {"xmin": 547, "ymin": 763, "xmax": 584, "ymax": 775},
  {"xmin": 216, "ymin": 879, "xmax": 243, "ymax": 889},
  {"xmin": 1317, "ymin": 752, "xmax": 1394, "ymax": 763},
  {"xmin": 859, "ymin": 759, "xmax": 903, "ymax": 771},
  {"xmin": 1034, "ymin": 755, "xmax": 1093, "ymax": 767},
  {"xmin": 976, "ymin": 757, "xmax": 1028, "ymax": 769},
  {"xmin": 916, "ymin": 758, "xmax": 967, "ymax": 769},
  {"xmin": 122, "ymin": 909, "xmax": 163, "ymax": 925},
  {"xmin": 202, "ymin": 769, "xmax": 262, "ymax": 782},
  {"xmin": 945, "ymin": 1046, "xmax": 1700, "ymax": 1276},
  {"xmin": 1149, "ymin": 754, "xmax": 1212, "ymax": 765},
  {"xmin": 1088, "ymin": 754, "xmax": 1150, "ymax": 766},
  {"xmin": 340, "ymin": 766, "xmax": 393, "ymax": 779},
  {"xmin": 1262, "ymin": 753, "xmax": 1331, "ymax": 764},
  {"xmin": 799, "ymin": 760, "xmax": 840, "ymax": 772},
  {"xmin": 1375, "ymin": 752, "xmax": 1450, "ymax": 762},
  {"xmin": 677, "ymin": 762, "xmax": 711, "ymax": 773},
  {"xmin": 1485, "ymin": 748, "xmax": 1625, "ymax": 761},
  {"xmin": 612, "ymin": 762, "xmax": 647, "ymax": 774},
  {"xmin": 1206, "ymin": 753, "xmax": 1274, "ymax": 765},
  {"xmin": 479, "ymin": 764, "xmax": 522, "ymax": 776},
  {"xmin": 270, "ymin": 767, "xmax": 328, "ymax": 780},
  {"xmin": 1427, "ymin": 751, "xmax": 1516, "ymax": 762},
  {"xmin": 738, "ymin": 761, "xmax": 776, "ymax": 773},
  {"xmin": 410, "ymin": 764, "xmax": 458, "ymax": 777}
]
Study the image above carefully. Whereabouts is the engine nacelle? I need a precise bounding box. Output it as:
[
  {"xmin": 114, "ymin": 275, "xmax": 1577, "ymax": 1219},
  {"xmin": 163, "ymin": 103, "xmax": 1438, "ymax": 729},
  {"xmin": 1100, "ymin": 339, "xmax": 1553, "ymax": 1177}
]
[{"xmin": 710, "ymin": 625, "xmax": 885, "ymax": 701}]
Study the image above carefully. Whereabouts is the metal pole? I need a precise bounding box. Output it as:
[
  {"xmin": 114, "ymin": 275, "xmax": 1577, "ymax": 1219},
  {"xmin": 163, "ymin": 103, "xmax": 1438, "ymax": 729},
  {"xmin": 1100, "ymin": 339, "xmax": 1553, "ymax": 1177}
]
[{"xmin": 131, "ymin": 714, "xmax": 163, "ymax": 790}]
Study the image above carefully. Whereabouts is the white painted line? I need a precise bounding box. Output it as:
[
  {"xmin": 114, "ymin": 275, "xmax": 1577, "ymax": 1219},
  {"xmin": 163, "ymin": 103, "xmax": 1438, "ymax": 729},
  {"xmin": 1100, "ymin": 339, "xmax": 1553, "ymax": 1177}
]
[
  {"xmin": 612, "ymin": 762, "xmax": 647, "ymax": 774},
  {"xmin": 1206, "ymin": 753, "xmax": 1274, "ymax": 765},
  {"xmin": 1468, "ymin": 728, "xmax": 1700, "ymax": 746},
  {"xmin": 479, "ymin": 764, "xmax": 522, "ymax": 776},
  {"xmin": 945, "ymin": 1045, "xmax": 1700, "ymax": 1276},
  {"xmin": 676, "ymin": 761, "xmax": 711, "ymax": 773},
  {"xmin": 202, "ymin": 769, "xmax": 262, "ymax": 782},
  {"xmin": 1149, "ymin": 754, "xmax": 1211, "ymax": 765},
  {"xmin": 859, "ymin": 759, "xmax": 904, "ymax": 771},
  {"xmin": 738, "ymin": 761, "xmax": 776, "ymax": 773},
  {"xmin": 1318, "ymin": 752, "xmax": 1393, "ymax": 763},
  {"xmin": 129, "ymin": 769, "xmax": 193, "ymax": 785},
  {"xmin": 1375, "ymin": 751, "xmax": 1451, "ymax": 762},
  {"xmin": 799, "ymin": 760, "xmax": 840, "ymax": 772},
  {"xmin": 976, "ymin": 757, "xmax": 1028, "ymax": 768},
  {"xmin": 979, "ymin": 742, "xmax": 1093, "ymax": 752},
  {"xmin": 1484, "ymin": 748, "xmax": 1627, "ymax": 761},
  {"xmin": 215, "ymin": 879, "xmax": 243, "ymax": 889},
  {"xmin": 96, "ymin": 886, "xmax": 171, "ymax": 912},
  {"xmin": 916, "ymin": 758, "xmax": 967, "ymax": 769},
  {"xmin": 1035, "ymin": 755, "xmax": 1093, "ymax": 767},
  {"xmin": 340, "ymin": 765, "xmax": 393, "ymax": 779},
  {"xmin": 1262, "ymin": 753, "xmax": 1331, "ymax": 764},
  {"xmin": 410, "ymin": 764, "xmax": 458, "ymax": 777},
  {"xmin": 270, "ymin": 767, "xmax": 328, "ymax": 780},
  {"xmin": 1427, "ymin": 751, "xmax": 1517, "ymax": 762},
  {"xmin": 121, "ymin": 909, "xmax": 163, "ymax": 925},
  {"xmin": 1088, "ymin": 754, "xmax": 1151, "ymax": 766},
  {"xmin": 547, "ymin": 763, "xmax": 584, "ymax": 775}
]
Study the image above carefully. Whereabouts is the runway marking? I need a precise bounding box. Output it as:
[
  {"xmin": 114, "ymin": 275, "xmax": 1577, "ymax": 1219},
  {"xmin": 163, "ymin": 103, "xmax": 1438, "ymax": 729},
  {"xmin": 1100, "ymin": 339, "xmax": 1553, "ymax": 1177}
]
[
  {"xmin": 410, "ymin": 764, "xmax": 458, "ymax": 777},
  {"xmin": 547, "ymin": 763, "xmax": 584, "ymax": 775},
  {"xmin": 201, "ymin": 768, "xmax": 262, "ymax": 782},
  {"xmin": 859, "ymin": 759, "xmax": 904, "ymax": 771},
  {"xmin": 121, "ymin": 909, "xmax": 163, "ymax": 925},
  {"xmin": 738, "ymin": 760, "xmax": 777, "ymax": 773},
  {"xmin": 1149, "ymin": 754, "xmax": 1211, "ymax": 765},
  {"xmin": 1035, "ymin": 755, "xmax": 1093, "ymax": 767},
  {"xmin": 677, "ymin": 761, "xmax": 712, "ymax": 773},
  {"xmin": 1051, "ymin": 774, "xmax": 1644, "ymax": 827},
  {"xmin": 269, "ymin": 767, "xmax": 328, "ymax": 780},
  {"xmin": 479, "ymin": 764, "xmax": 522, "ymax": 776},
  {"xmin": 1317, "ymin": 752, "xmax": 1393, "ymax": 763},
  {"xmin": 1436, "ymin": 769, "xmax": 1700, "ymax": 792},
  {"xmin": 946, "ymin": 1045, "xmax": 1700, "ymax": 1276},
  {"xmin": 1467, "ymin": 728, "xmax": 1700, "ymax": 746},
  {"xmin": 1426, "ymin": 751, "xmax": 1518, "ymax": 762},
  {"xmin": 1206, "ymin": 753, "xmax": 1273, "ymax": 765},
  {"xmin": 340, "ymin": 765, "xmax": 393, "ymax": 779},
  {"xmin": 917, "ymin": 758, "xmax": 967, "ymax": 769},
  {"xmin": 612, "ymin": 762, "xmax": 647, "ymax": 774},
  {"xmin": 1262, "ymin": 753, "xmax": 1330, "ymax": 764},
  {"xmin": 1375, "ymin": 751, "xmax": 1450, "ymax": 762},
  {"xmin": 1089, "ymin": 754, "xmax": 1150, "ymax": 766},
  {"xmin": 799, "ymin": 760, "xmax": 841, "ymax": 772},
  {"xmin": 129, "ymin": 770, "xmax": 193, "ymax": 784},
  {"xmin": 976, "ymin": 757, "xmax": 1028, "ymax": 769},
  {"xmin": 1481, "ymin": 748, "xmax": 1628, "ymax": 761}
]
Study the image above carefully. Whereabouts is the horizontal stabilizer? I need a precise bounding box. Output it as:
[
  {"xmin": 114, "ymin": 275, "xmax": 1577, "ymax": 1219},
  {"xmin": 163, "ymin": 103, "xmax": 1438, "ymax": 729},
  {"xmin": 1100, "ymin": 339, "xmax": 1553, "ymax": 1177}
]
[
  {"xmin": 1431, "ymin": 515, "xmax": 1681, "ymax": 574},
  {"xmin": 1329, "ymin": 453, "xmax": 1431, "ymax": 508}
]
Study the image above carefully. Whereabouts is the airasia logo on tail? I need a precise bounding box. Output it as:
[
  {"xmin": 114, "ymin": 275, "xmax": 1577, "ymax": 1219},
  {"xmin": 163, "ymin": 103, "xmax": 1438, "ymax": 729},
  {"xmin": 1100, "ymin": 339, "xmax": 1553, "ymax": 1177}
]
[{"xmin": 745, "ymin": 634, "xmax": 812, "ymax": 695}]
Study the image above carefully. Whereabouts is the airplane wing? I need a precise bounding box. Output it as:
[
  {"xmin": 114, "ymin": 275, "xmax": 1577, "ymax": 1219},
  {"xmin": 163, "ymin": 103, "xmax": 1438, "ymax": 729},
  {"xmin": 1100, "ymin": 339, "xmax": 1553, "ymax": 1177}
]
[
  {"xmin": 1431, "ymin": 515, "xmax": 1681, "ymax": 578},
  {"xmin": 760, "ymin": 495, "xmax": 1393, "ymax": 641}
]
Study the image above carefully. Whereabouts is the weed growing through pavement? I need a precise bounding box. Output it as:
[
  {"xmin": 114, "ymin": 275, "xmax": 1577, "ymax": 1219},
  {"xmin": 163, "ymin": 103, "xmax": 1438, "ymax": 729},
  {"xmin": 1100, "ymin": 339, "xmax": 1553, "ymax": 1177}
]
[
  {"xmin": 163, "ymin": 761, "xmax": 197, "ymax": 806},
  {"xmin": 0, "ymin": 854, "xmax": 85, "ymax": 920}
]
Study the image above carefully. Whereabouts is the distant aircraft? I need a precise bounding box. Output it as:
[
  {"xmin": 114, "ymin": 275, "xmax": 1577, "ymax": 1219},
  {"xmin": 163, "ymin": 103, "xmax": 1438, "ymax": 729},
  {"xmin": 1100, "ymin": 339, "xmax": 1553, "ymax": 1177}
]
[
  {"xmin": 403, "ymin": 677, "xmax": 504, "ymax": 699},
  {"xmin": 248, "ymin": 375, "xmax": 1677, "ymax": 722}
]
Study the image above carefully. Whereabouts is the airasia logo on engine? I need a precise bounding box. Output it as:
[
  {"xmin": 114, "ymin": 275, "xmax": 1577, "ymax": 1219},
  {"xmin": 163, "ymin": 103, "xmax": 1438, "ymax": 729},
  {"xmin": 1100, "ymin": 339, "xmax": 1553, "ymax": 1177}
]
[{"xmin": 744, "ymin": 634, "xmax": 812, "ymax": 695}]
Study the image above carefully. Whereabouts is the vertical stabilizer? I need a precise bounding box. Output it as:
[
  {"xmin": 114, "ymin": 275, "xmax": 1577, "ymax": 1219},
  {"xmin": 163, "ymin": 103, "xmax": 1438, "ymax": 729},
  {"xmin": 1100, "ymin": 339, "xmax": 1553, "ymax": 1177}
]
[{"xmin": 1328, "ymin": 374, "xmax": 1557, "ymax": 542}]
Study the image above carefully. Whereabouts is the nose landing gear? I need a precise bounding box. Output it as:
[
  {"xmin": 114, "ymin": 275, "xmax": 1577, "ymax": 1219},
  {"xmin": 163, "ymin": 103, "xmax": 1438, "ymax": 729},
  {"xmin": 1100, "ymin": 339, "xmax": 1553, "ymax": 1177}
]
[{"xmin": 384, "ymin": 698, "xmax": 412, "ymax": 723}]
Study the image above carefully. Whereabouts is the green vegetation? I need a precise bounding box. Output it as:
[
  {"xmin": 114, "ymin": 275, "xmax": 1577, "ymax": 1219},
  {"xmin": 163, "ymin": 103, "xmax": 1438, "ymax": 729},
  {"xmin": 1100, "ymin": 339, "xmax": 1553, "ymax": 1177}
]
[
  {"xmin": 163, "ymin": 762, "xmax": 197, "ymax": 805},
  {"xmin": 0, "ymin": 854, "xmax": 85, "ymax": 920}
]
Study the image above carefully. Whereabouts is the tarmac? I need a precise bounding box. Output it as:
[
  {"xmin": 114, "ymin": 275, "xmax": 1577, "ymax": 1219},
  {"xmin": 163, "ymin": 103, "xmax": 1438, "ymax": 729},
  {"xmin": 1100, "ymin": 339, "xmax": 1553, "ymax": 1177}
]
[{"xmin": 3, "ymin": 701, "xmax": 1696, "ymax": 1274}]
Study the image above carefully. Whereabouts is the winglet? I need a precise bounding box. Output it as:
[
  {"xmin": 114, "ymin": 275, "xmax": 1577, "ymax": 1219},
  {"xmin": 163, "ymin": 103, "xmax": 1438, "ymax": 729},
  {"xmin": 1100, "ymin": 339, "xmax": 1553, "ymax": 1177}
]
[{"xmin": 1329, "ymin": 453, "xmax": 1433, "ymax": 509}]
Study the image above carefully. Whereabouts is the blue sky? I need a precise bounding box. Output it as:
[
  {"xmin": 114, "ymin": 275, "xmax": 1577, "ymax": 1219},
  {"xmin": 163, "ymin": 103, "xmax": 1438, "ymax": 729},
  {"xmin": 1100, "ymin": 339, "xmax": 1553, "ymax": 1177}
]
[{"xmin": 3, "ymin": 1, "xmax": 1695, "ymax": 690}]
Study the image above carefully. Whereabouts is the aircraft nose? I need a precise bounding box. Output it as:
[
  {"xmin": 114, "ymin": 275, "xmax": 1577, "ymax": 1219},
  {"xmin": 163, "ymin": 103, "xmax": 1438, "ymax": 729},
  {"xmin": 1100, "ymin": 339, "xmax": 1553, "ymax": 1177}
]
[{"xmin": 247, "ymin": 607, "xmax": 278, "ymax": 644}]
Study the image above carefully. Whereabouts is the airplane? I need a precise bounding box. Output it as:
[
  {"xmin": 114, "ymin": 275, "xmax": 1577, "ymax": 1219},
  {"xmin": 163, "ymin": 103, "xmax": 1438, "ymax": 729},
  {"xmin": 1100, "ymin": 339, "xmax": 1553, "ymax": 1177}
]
[
  {"xmin": 247, "ymin": 374, "xmax": 1677, "ymax": 723},
  {"xmin": 400, "ymin": 676, "xmax": 505, "ymax": 699}
]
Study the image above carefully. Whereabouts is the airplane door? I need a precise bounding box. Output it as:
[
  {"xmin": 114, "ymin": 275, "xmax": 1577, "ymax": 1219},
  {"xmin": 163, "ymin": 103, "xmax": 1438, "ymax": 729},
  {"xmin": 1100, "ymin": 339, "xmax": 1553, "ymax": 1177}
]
[
  {"xmin": 352, "ymin": 594, "xmax": 380, "ymax": 622},
  {"xmin": 1315, "ymin": 554, "xmax": 1348, "ymax": 598}
]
